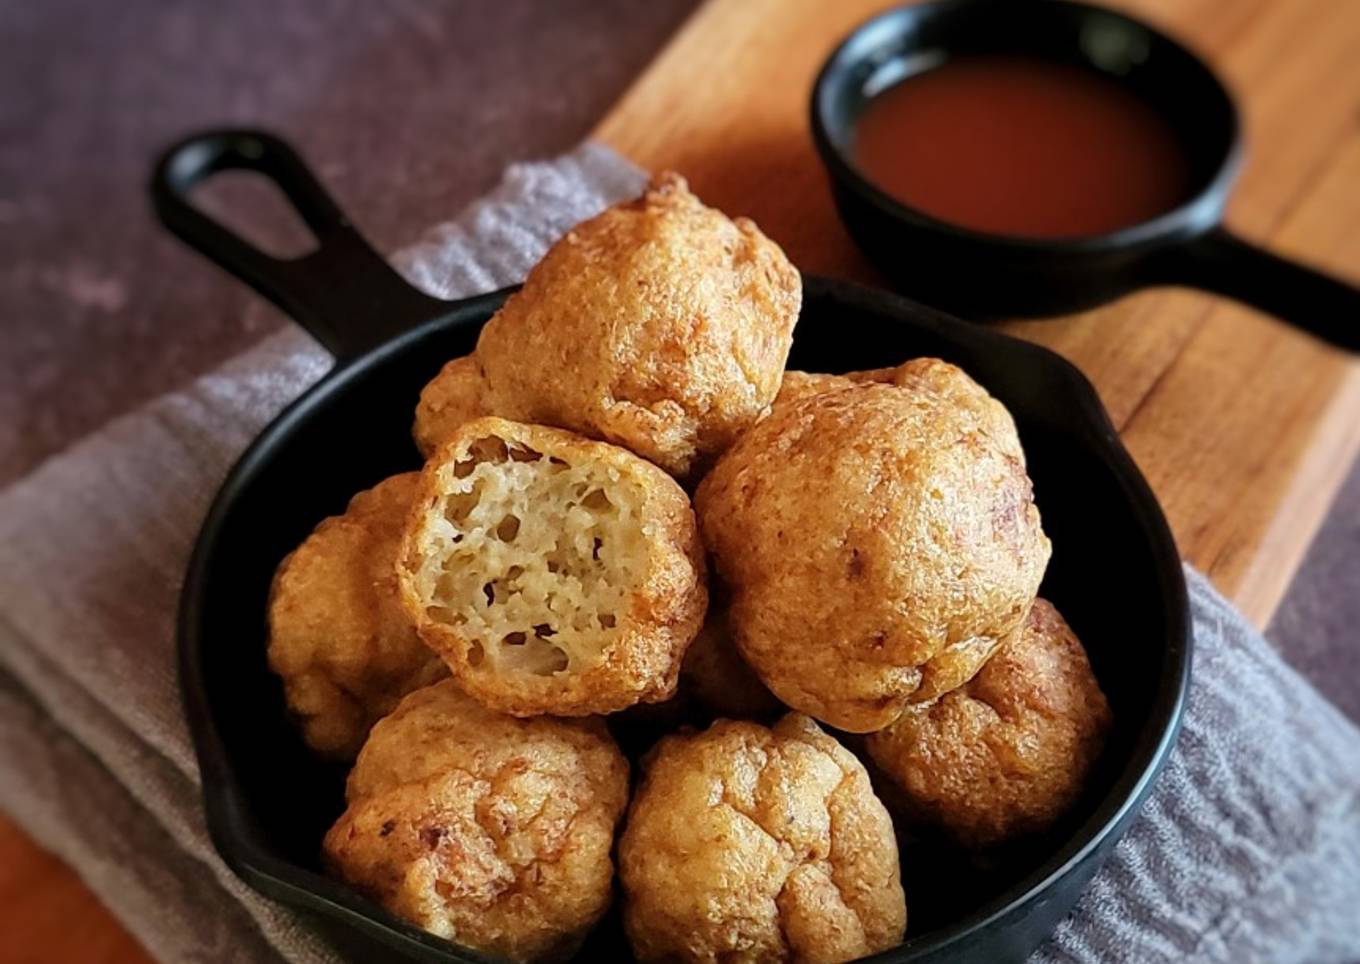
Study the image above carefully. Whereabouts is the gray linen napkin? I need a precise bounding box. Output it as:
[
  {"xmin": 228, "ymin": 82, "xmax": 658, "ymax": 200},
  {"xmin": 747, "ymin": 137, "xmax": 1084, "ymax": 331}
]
[{"xmin": 0, "ymin": 141, "xmax": 1357, "ymax": 964}]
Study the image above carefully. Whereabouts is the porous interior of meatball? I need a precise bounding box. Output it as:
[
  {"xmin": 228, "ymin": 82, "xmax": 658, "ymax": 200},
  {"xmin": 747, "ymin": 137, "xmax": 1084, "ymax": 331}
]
[
  {"xmin": 408, "ymin": 430, "xmax": 652, "ymax": 679},
  {"xmin": 620, "ymin": 714, "xmax": 906, "ymax": 963}
]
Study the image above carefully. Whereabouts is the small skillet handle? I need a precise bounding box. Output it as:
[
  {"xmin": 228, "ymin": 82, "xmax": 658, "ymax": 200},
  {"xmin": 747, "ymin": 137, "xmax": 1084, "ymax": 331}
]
[
  {"xmin": 150, "ymin": 129, "xmax": 448, "ymax": 362},
  {"xmin": 1159, "ymin": 228, "xmax": 1360, "ymax": 352}
]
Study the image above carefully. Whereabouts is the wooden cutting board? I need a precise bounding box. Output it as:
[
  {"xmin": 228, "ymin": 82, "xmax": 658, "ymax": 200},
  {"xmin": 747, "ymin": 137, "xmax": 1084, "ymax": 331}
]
[{"xmin": 595, "ymin": 0, "xmax": 1360, "ymax": 628}]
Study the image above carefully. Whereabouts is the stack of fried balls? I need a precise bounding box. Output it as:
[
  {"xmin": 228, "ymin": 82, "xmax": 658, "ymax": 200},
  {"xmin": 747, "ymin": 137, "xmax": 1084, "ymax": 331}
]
[{"xmin": 266, "ymin": 173, "xmax": 1112, "ymax": 963}]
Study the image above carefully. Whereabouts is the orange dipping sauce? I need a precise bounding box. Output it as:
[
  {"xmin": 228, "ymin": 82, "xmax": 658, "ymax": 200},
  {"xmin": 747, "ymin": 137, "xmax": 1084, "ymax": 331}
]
[{"xmin": 853, "ymin": 55, "xmax": 1191, "ymax": 239}]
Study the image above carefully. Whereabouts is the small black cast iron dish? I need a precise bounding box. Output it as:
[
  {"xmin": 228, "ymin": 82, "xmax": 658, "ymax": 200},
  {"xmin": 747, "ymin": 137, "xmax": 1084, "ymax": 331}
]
[
  {"xmin": 154, "ymin": 129, "xmax": 1190, "ymax": 963},
  {"xmin": 811, "ymin": 0, "xmax": 1360, "ymax": 351}
]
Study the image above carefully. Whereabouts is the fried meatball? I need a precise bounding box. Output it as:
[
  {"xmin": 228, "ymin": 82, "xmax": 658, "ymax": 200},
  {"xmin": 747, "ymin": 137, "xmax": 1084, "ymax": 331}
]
[
  {"xmin": 770, "ymin": 370, "xmax": 857, "ymax": 411},
  {"xmin": 697, "ymin": 382, "xmax": 1050, "ymax": 733},
  {"xmin": 462, "ymin": 172, "xmax": 800, "ymax": 480},
  {"xmin": 267, "ymin": 473, "xmax": 447, "ymax": 759},
  {"xmin": 324, "ymin": 680, "xmax": 629, "ymax": 962},
  {"xmin": 619, "ymin": 713, "xmax": 906, "ymax": 963},
  {"xmin": 680, "ymin": 605, "xmax": 782, "ymax": 721},
  {"xmin": 398, "ymin": 416, "xmax": 707, "ymax": 717},
  {"xmin": 775, "ymin": 359, "xmax": 1022, "ymax": 464},
  {"xmin": 866, "ymin": 599, "xmax": 1111, "ymax": 848},
  {"xmin": 413, "ymin": 355, "xmax": 487, "ymax": 458},
  {"xmin": 852, "ymin": 358, "xmax": 1023, "ymax": 464}
]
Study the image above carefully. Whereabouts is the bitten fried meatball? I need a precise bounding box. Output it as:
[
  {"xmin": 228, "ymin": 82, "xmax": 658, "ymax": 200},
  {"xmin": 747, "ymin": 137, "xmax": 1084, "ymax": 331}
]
[
  {"xmin": 619, "ymin": 714, "xmax": 906, "ymax": 963},
  {"xmin": 398, "ymin": 416, "xmax": 707, "ymax": 717},
  {"xmin": 267, "ymin": 473, "xmax": 447, "ymax": 759},
  {"xmin": 324, "ymin": 680, "xmax": 629, "ymax": 962},
  {"xmin": 866, "ymin": 600, "xmax": 1111, "ymax": 848},
  {"xmin": 418, "ymin": 173, "xmax": 800, "ymax": 479},
  {"xmin": 413, "ymin": 355, "xmax": 486, "ymax": 458},
  {"xmin": 697, "ymin": 382, "xmax": 1050, "ymax": 733}
]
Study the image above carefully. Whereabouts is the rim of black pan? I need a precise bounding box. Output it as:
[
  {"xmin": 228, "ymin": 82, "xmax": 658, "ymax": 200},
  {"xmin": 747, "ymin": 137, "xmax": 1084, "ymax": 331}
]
[{"xmin": 178, "ymin": 280, "xmax": 1194, "ymax": 960}]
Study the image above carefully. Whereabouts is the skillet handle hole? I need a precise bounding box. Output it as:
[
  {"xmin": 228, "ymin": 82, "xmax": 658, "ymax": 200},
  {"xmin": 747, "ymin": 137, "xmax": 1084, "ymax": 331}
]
[{"xmin": 187, "ymin": 169, "xmax": 320, "ymax": 261}]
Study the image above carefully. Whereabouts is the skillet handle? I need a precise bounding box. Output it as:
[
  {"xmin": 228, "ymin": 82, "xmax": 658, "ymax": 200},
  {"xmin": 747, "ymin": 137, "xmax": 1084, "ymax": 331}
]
[
  {"xmin": 1155, "ymin": 228, "xmax": 1360, "ymax": 352},
  {"xmin": 150, "ymin": 129, "xmax": 448, "ymax": 361}
]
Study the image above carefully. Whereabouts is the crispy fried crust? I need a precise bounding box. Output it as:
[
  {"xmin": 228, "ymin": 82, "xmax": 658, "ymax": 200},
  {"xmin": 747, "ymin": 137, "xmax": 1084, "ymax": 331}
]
[
  {"xmin": 854, "ymin": 358, "xmax": 1023, "ymax": 464},
  {"xmin": 460, "ymin": 172, "xmax": 800, "ymax": 480},
  {"xmin": 619, "ymin": 714, "xmax": 906, "ymax": 963},
  {"xmin": 680, "ymin": 604, "xmax": 782, "ymax": 720},
  {"xmin": 323, "ymin": 681, "xmax": 629, "ymax": 962},
  {"xmin": 266, "ymin": 473, "xmax": 447, "ymax": 759},
  {"xmin": 413, "ymin": 355, "xmax": 487, "ymax": 458},
  {"xmin": 769, "ymin": 370, "xmax": 859, "ymax": 411},
  {"xmin": 697, "ymin": 382, "xmax": 1050, "ymax": 732},
  {"xmin": 399, "ymin": 416, "xmax": 707, "ymax": 716},
  {"xmin": 866, "ymin": 600, "xmax": 1111, "ymax": 848},
  {"xmin": 774, "ymin": 359, "xmax": 1023, "ymax": 464}
]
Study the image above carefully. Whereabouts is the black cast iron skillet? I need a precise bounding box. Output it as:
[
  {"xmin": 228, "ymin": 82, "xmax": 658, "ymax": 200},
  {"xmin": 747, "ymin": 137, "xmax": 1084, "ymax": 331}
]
[
  {"xmin": 812, "ymin": 0, "xmax": 1360, "ymax": 352},
  {"xmin": 154, "ymin": 129, "xmax": 1191, "ymax": 963}
]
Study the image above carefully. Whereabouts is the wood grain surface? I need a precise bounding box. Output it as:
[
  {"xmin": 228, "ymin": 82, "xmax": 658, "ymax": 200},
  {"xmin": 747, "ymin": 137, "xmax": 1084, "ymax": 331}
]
[
  {"xmin": 596, "ymin": 0, "xmax": 1360, "ymax": 628},
  {"xmin": 0, "ymin": 813, "xmax": 154, "ymax": 964}
]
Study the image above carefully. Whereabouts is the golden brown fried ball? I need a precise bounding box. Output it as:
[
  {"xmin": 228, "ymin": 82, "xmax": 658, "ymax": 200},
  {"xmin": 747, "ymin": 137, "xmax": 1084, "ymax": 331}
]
[
  {"xmin": 774, "ymin": 358, "xmax": 1023, "ymax": 464},
  {"xmin": 680, "ymin": 605, "xmax": 782, "ymax": 721},
  {"xmin": 413, "ymin": 355, "xmax": 487, "ymax": 458},
  {"xmin": 697, "ymin": 382, "xmax": 1050, "ymax": 733},
  {"xmin": 399, "ymin": 416, "xmax": 707, "ymax": 717},
  {"xmin": 856, "ymin": 359, "xmax": 1024, "ymax": 464},
  {"xmin": 323, "ymin": 680, "xmax": 629, "ymax": 962},
  {"xmin": 415, "ymin": 173, "xmax": 801, "ymax": 479},
  {"xmin": 619, "ymin": 713, "xmax": 906, "ymax": 963},
  {"xmin": 770, "ymin": 370, "xmax": 858, "ymax": 411},
  {"xmin": 267, "ymin": 473, "xmax": 447, "ymax": 759},
  {"xmin": 866, "ymin": 599, "xmax": 1111, "ymax": 848}
]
